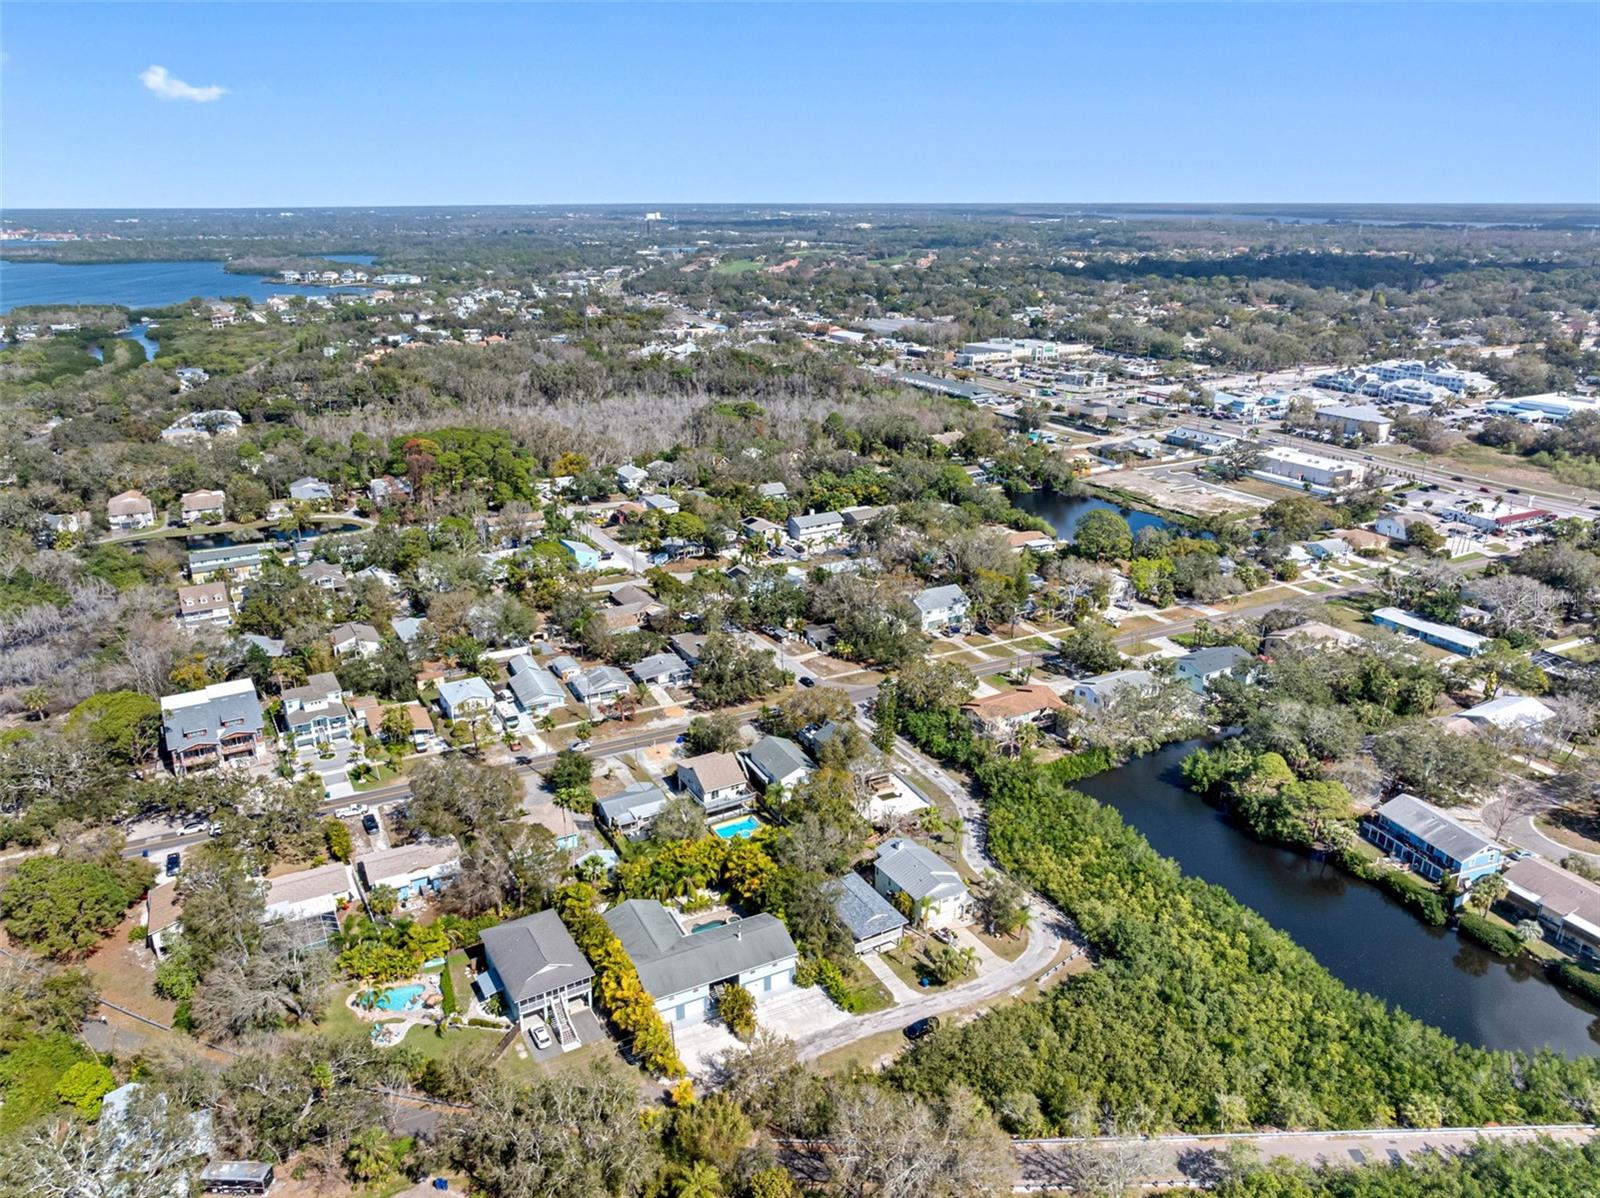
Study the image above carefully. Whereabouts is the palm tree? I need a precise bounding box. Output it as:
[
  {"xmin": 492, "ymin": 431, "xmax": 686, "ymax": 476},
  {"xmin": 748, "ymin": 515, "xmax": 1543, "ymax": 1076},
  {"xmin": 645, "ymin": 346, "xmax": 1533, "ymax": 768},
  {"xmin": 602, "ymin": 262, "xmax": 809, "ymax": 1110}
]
[{"xmin": 672, "ymin": 1161, "xmax": 723, "ymax": 1198}]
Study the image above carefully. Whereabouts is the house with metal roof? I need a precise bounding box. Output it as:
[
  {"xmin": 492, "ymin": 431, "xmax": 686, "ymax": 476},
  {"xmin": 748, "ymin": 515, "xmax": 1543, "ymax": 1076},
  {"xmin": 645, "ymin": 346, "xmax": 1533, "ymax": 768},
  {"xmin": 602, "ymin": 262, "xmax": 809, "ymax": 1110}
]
[
  {"xmin": 785, "ymin": 510, "xmax": 845, "ymax": 544},
  {"xmin": 597, "ymin": 780, "xmax": 672, "ymax": 838},
  {"xmin": 506, "ymin": 653, "xmax": 568, "ymax": 716},
  {"xmin": 873, "ymin": 837, "xmax": 972, "ymax": 929},
  {"xmin": 602, "ymin": 899, "xmax": 798, "ymax": 1026},
  {"xmin": 678, "ymin": 752, "xmax": 753, "ymax": 815},
  {"xmin": 289, "ymin": 476, "xmax": 334, "ymax": 503},
  {"xmin": 1360, "ymin": 794, "xmax": 1502, "ymax": 889},
  {"xmin": 1455, "ymin": 693, "xmax": 1555, "ymax": 731},
  {"xmin": 479, "ymin": 910, "xmax": 595, "ymax": 1041},
  {"xmin": 826, "ymin": 871, "xmax": 908, "ymax": 955},
  {"xmin": 569, "ymin": 664, "xmax": 631, "ymax": 706},
  {"xmin": 909, "ymin": 584, "xmax": 970, "ymax": 632},
  {"xmin": 1070, "ymin": 668, "xmax": 1155, "ymax": 712},
  {"xmin": 739, "ymin": 735, "xmax": 813, "ymax": 791},
  {"xmin": 1371, "ymin": 607, "xmax": 1489, "ymax": 656},
  {"xmin": 160, "ymin": 679, "xmax": 267, "ymax": 776}
]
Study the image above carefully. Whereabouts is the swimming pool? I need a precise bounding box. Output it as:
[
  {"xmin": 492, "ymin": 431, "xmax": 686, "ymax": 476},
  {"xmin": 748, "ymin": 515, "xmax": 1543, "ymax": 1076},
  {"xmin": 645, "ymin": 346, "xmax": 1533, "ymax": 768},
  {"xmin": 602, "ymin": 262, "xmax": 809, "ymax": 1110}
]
[
  {"xmin": 713, "ymin": 815, "xmax": 762, "ymax": 839},
  {"xmin": 690, "ymin": 919, "xmax": 726, "ymax": 934},
  {"xmin": 366, "ymin": 983, "xmax": 425, "ymax": 1012}
]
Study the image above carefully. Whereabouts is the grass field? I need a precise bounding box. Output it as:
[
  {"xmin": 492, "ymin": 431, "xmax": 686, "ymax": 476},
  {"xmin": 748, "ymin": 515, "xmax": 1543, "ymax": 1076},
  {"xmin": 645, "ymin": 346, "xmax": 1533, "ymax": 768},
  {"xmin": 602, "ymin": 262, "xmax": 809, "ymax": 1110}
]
[{"xmin": 712, "ymin": 258, "xmax": 763, "ymax": 275}]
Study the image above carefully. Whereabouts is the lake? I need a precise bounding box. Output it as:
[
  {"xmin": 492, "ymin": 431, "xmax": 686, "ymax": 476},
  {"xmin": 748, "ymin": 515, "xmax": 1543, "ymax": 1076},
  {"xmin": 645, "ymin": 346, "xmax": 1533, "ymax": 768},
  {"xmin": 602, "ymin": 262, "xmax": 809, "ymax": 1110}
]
[
  {"xmin": 0, "ymin": 258, "xmax": 371, "ymax": 313},
  {"xmin": 1078, "ymin": 741, "xmax": 1600, "ymax": 1057},
  {"xmin": 1014, "ymin": 489, "xmax": 1170, "ymax": 540}
]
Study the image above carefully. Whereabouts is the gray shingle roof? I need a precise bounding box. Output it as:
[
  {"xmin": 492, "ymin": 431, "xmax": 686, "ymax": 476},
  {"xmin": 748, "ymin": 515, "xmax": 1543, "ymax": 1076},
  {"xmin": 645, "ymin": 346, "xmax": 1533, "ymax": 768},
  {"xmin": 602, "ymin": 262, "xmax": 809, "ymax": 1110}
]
[
  {"xmin": 603, "ymin": 900, "xmax": 796, "ymax": 1000},
  {"xmin": 1179, "ymin": 645, "xmax": 1252, "ymax": 676},
  {"xmin": 827, "ymin": 872, "xmax": 908, "ymax": 942},
  {"xmin": 480, "ymin": 910, "xmax": 595, "ymax": 1004},
  {"xmin": 910, "ymin": 584, "xmax": 967, "ymax": 615},
  {"xmin": 741, "ymin": 736, "xmax": 811, "ymax": 785},
  {"xmin": 569, "ymin": 665, "xmax": 630, "ymax": 702},
  {"xmin": 160, "ymin": 680, "xmax": 264, "ymax": 751},
  {"xmin": 597, "ymin": 781, "xmax": 670, "ymax": 828},
  {"xmin": 630, "ymin": 652, "xmax": 688, "ymax": 683}
]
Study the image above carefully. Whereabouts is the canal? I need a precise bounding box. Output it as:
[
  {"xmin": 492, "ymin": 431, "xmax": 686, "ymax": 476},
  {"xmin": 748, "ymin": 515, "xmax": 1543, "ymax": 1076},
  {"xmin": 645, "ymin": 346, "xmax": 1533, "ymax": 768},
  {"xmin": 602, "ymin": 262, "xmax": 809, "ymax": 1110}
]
[{"xmin": 1076, "ymin": 740, "xmax": 1600, "ymax": 1057}]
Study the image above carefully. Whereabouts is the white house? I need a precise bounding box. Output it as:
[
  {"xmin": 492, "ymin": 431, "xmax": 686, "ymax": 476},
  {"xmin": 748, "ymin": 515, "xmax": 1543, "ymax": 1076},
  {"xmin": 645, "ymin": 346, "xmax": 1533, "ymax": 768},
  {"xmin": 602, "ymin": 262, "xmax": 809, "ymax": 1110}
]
[
  {"xmin": 873, "ymin": 838, "xmax": 972, "ymax": 930},
  {"xmin": 329, "ymin": 622, "xmax": 382, "ymax": 659},
  {"xmin": 739, "ymin": 735, "xmax": 813, "ymax": 791},
  {"xmin": 617, "ymin": 464, "xmax": 649, "ymax": 493},
  {"xmin": 1071, "ymin": 668, "xmax": 1155, "ymax": 711},
  {"xmin": 1173, "ymin": 645, "xmax": 1253, "ymax": 694},
  {"xmin": 175, "ymin": 581, "xmax": 232, "ymax": 630},
  {"xmin": 785, "ymin": 510, "xmax": 845, "ymax": 545},
  {"xmin": 438, "ymin": 676, "xmax": 496, "ymax": 722},
  {"xmin": 107, "ymin": 489, "xmax": 156, "ymax": 531},
  {"xmin": 179, "ymin": 489, "xmax": 227, "ymax": 524},
  {"xmin": 909, "ymin": 584, "xmax": 970, "ymax": 633},
  {"xmin": 506, "ymin": 654, "xmax": 568, "ymax": 717},
  {"xmin": 678, "ymin": 752, "xmax": 753, "ymax": 815}
]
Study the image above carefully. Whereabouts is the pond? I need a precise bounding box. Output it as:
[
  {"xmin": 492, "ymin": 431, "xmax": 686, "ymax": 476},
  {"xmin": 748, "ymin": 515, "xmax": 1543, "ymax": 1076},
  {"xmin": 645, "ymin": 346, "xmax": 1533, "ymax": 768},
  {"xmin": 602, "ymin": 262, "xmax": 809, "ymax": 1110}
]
[
  {"xmin": 1014, "ymin": 489, "xmax": 1170, "ymax": 541},
  {"xmin": 1077, "ymin": 740, "xmax": 1600, "ymax": 1057}
]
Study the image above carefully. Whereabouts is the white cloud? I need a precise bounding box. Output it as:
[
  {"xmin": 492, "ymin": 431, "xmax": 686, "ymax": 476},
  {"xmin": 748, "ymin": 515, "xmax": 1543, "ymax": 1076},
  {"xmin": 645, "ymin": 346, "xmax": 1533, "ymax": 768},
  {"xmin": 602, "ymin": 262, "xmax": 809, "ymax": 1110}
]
[{"xmin": 139, "ymin": 65, "xmax": 226, "ymax": 103}]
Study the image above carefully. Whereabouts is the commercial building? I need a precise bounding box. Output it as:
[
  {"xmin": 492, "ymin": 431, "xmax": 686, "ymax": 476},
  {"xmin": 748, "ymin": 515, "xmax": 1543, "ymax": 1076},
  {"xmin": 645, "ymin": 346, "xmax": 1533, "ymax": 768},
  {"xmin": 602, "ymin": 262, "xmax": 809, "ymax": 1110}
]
[
  {"xmin": 1165, "ymin": 426, "xmax": 1239, "ymax": 454},
  {"xmin": 1360, "ymin": 794, "xmax": 1502, "ymax": 888},
  {"xmin": 1313, "ymin": 404, "xmax": 1393, "ymax": 443},
  {"xmin": 1253, "ymin": 446, "xmax": 1364, "ymax": 492},
  {"xmin": 602, "ymin": 899, "xmax": 798, "ymax": 1026},
  {"xmin": 1370, "ymin": 607, "xmax": 1489, "ymax": 656},
  {"xmin": 160, "ymin": 679, "xmax": 267, "ymax": 776}
]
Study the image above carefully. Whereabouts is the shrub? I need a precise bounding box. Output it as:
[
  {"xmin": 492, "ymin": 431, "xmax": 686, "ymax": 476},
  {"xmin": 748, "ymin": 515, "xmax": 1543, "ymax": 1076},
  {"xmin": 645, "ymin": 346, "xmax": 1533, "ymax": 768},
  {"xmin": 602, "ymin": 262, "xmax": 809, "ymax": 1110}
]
[
  {"xmin": 1554, "ymin": 963, "xmax": 1600, "ymax": 1005},
  {"xmin": 1457, "ymin": 912, "xmax": 1520, "ymax": 957},
  {"xmin": 55, "ymin": 1060, "xmax": 116, "ymax": 1118}
]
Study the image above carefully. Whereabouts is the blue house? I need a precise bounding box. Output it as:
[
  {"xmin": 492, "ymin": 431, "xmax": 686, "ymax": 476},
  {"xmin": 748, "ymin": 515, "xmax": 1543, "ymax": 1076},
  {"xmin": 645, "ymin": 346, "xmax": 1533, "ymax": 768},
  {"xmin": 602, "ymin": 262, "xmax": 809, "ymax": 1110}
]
[
  {"xmin": 560, "ymin": 539, "xmax": 602, "ymax": 570},
  {"xmin": 1370, "ymin": 607, "xmax": 1488, "ymax": 656},
  {"xmin": 1361, "ymin": 793, "xmax": 1503, "ymax": 891}
]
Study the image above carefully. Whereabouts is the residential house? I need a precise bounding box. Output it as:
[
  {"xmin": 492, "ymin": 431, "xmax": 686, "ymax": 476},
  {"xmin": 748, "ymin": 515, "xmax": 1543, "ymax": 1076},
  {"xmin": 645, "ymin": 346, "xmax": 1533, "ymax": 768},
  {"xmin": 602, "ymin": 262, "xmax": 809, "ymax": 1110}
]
[
  {"xmin": 175, "ymin": 581, "xmax": 232, "ymax": 629},
  {"xmin": 506, "ymin": 653, "xmax": 568, "ymax": 717},
  {"xmin": 1173, "ymin": 645, "xmax": 1254, "ymax": 694},
  {"xmin": 568, "ymin": 665, "xmax": 631, "ymax": 707},
  {"xmin": 187, "ymin": 543, "xmax": 268, "ymax": 584},
  {"xmin": 548, "ymin": 654, "xmax": 584, "ymax": 681},
  {"xmin": 602, "ymin": 899, "xmax": 798, "ymax": 1026},
  {"xmin": 642, "ymin": 493, "xmax": 679, "ymax": 514},
  {"xmin": 107, "ymin": 489, "xmax": 156, "ymax": 531},
  {"xmin": 560, "ymin": 539, "xmax": 602, "ymax": 570},
  {"xmin": 329, "ymin": 622, "xmax": 382, "ymax": 659},
  {"xmin": 356, "ymin": 839, "xmax": 461, "ymax": 900},
  {"xmin": 288, "ymin": 477, "xmax": 334, "ymax": 503},
  {"xmin": 264, "ymin": 863, "xmax": 354, "ymax": 944},
  {"xmin": 179, "ymin": 489, "xmax": 227, "ymax": 524},
  {"xmin": 617, "ymin": 463, "xmax": 649, "ymax": 493},
  {"xmin": 599, "ymin": 601, "xmax": 660, "ymax": 635},
  {"xmin": 1263, "ymin": 621, "xmax": 1361, "ymax": 653},
  {"xmin": 1360, "ymin": 794, "xmax": 1503, "ymax": 889},
  {"xmin": 1371, "ymin": 607, "xmax": 1488, "ymax": 656},
  {"xmin": 1305, "ymin": 537, "xmax": 1352, "ymax": 562},
  {"xmin": 630, "ymin": 652, "xmax": 691, "ymax": 687},
  {"xmin": 909, "ymin": 584, "xmax": 970, "ymax": 633},
  {"xmin": 1336, "ymin": 528, "xmax": 1390, "ymax": 553},
  {"xmin": 597, "ymin": 780, "xmax": 672, "ymax": 839},
  {"xmin": 479, "ymin": 910, "xmax": 595, "ymax": 1039},
  {"xmin": 438, "ymin": 676, "xmax": 496, "ymax": 723},
  {"xmin": 37, "ymin": 510, "xmax": 92, "ymax": 545},
  {"xmin": 280, "ymin": 673, "xmax": 351, "ymax": 747},
  {"xmin": 669, "ymin": 633, "xmax": 709, "ymax": 667},
  {"xmin": 367, "ymin": 476, "xmax": 412, "ymax": 506},
  {"xmin": 160, "ymin": 679, "xmax": 266, "ymax": 776},
  {"xmin": 1071, "ymin": 668, "xmax": 1155, "ymax": 712},
  {"xmin": 785, "ymin": 511, "xmax": 845, "ymax": 545},
  {"xmin": 826, "ymin": 871, "xmax": 909, "ymax": 955},
  {"xmin": 801, "ymin": 624, "xmax": 837, "ymax": 652},
  {"xmin": 962, "ymin": 684, "xmax": 1067, "ymax": 740},
  {"xmin": 741, "ymin": 516, "xmax": 784, "ymax": 548},
  {"xmin": 145, "ymin": 884, "xmax": 184, "ymax": 959},
  {"xmin": 757, "ymin": 481, "xmax": 788, "ymax": 500},
  {"xmin": 873, "ymin": 837, "xmax": 972, "ymax": 929},
  {"xmin": 391, "ymin": 615, "xmax": 427, "ymax": 648},
  {"xmin": 1503, "ymin": 857, "xmax": 1600, "ymax": 963},
  {"xmin": 301, "ymin": 561, "xmax": 348, "ymax": 592},
  {"xmin": 739, "ymin": 735, "xmax": 813, "ymax": 791},
  {"xmin": 677, "ymin": 752, "xmax": 753, "ymax": 816},
  {"xmin": 1455, "ymin": 694, "xmax": 1555, "ymax": 732}
]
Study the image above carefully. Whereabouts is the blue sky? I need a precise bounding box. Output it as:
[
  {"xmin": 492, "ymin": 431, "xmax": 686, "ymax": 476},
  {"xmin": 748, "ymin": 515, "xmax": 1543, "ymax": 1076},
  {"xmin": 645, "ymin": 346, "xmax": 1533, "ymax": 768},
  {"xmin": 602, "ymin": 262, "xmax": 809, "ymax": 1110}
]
[{"xmin": 3, "ymin": 2, "xmax": 1596, "ymax": 207}]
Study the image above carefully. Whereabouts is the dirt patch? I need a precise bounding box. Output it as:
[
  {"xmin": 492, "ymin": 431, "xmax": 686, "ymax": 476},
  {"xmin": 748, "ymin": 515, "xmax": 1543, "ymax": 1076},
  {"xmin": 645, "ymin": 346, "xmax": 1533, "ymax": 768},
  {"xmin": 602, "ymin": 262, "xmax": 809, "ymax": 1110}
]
[
  {"xmin": 1093, "ymin": 469, "xmax": 1257, "ymax": 518},
  {"xmin": 1537, "ymin": 812, "xmax": 1600, "ymax": 855},
  {"xmin": 83, "ymin": 910, "xmax": 177, "ymax": 1025}
]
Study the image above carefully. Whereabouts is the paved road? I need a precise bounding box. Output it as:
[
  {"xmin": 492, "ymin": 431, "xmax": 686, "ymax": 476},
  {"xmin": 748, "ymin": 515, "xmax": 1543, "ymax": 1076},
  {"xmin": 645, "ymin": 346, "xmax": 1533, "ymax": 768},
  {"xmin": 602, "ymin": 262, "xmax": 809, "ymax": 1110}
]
[
  {"xmin": 1012, "ymin": 1124, "xmax": 1599, "ymax": 1192},
  {"xmin": 1482, "ymin": 794, "xmax": 1598, "ymax": 865}
]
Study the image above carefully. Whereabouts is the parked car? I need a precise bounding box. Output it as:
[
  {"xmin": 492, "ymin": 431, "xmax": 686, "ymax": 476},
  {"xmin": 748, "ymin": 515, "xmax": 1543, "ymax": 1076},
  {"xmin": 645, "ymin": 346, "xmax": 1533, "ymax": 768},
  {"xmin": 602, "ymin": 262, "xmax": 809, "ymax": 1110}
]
[
  {"xmin": 904, "ymin": 1016, "xmax": 941, "ymax": 1041},
  {"xmin": 932, "ymin": 928, "xmax": 958, "ymax": 946},
  {"xmin": 361, "ymin": 813, "xmax": 380, "ymax": 836},
  {"xmin": 164, "ymin": 852, "xmax": 181, "ymax": 877},
  {"xmin": 529, "ymin": 1020, "xmax": 553, "ymax": 1049},
  {"xmin": 799, "ymin": 676, "xmax": 816, "ymax": 688}
]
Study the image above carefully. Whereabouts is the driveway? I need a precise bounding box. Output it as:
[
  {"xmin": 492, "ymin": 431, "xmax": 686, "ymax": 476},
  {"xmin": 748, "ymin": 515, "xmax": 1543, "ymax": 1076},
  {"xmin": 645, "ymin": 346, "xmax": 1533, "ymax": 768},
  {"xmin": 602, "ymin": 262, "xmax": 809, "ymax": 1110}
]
[{"xmin": 678, "ymin": 987, "xmax": 850, "ymax": 1078}]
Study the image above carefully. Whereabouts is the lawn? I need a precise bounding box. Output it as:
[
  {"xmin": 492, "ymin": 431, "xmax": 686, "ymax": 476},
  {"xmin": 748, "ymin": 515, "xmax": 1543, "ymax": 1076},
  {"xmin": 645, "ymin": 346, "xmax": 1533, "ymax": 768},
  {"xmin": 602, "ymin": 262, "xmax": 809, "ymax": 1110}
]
[
  {"xmin": 1121, "ymin": 640, "xmax": 1162, "ymax": 657},
  {"xmin": 812, "ymin": 1027, "xmax": 910, "ymax": 1076},
  {"xmin": 1296, "ymin": 580, "xmax": 1334, "ymax": 593},
  {"xmin": 712, "ymin": 258, "xmax": 763, "ymax": 275},
  {"xmin": 350, "ymin": 762, "xmax": 405, "ymax": 792},
  {"xmin": 971, "ymin": 925, "xmax": 1029, "ymax": 964}
]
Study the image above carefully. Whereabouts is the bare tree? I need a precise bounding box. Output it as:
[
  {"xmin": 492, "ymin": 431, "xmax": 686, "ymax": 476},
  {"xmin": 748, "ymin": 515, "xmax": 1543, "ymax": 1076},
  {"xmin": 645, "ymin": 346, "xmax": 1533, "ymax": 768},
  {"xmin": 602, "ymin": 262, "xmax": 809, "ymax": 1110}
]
[{"xmin": 0, "ymin": 1087, "xmax": 208, "ymax": 1198}]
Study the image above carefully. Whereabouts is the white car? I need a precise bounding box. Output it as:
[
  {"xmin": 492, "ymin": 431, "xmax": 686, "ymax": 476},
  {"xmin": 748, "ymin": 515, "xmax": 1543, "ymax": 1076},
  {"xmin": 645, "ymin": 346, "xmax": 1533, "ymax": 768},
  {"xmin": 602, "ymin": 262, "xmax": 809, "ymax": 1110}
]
[{"xmin": 529, "ymin": 1020, "xmax": 553, "ymax": 1050}]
